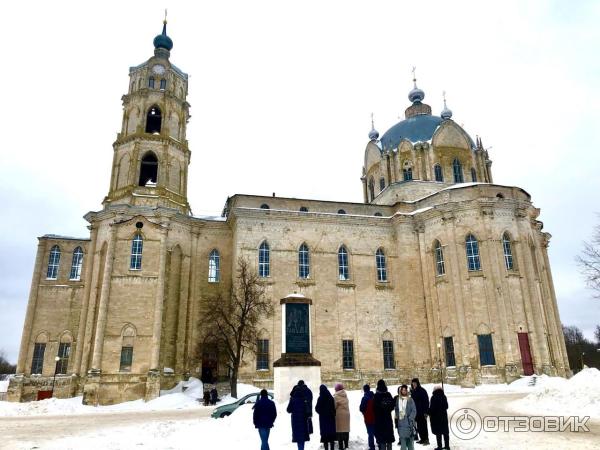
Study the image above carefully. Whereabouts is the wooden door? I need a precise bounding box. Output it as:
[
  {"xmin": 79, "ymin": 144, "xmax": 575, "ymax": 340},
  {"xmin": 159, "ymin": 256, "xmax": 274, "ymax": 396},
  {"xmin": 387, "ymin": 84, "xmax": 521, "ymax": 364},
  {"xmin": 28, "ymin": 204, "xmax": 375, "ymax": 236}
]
[{"xmin": 518, "ymin": 332, "xmax": 534, "ymax": 375}]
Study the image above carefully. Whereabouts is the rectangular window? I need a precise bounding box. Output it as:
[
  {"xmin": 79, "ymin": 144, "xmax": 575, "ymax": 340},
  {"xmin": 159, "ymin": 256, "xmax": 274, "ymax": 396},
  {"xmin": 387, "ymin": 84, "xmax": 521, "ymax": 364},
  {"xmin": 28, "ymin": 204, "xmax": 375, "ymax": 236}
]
[
  {"xmin": 55, "ymin": 343, "xmax": 71, "ymax": 375},
  {"xmin": 120, "ymin": 346, "xmax": 133, "ymax": 372},
  {"xmin": 159, "ymin": 79, "xmax": 166, "ymax": 90},
  {"xmin": 130, "ymin": 236, "xmax": 143, "ymax": 270},
  {"xmin": 435, "ymin": 244, "xmax": 445, "ymax": 276},
  {"xmin": 31, "ymin": 343, "xmax": 46, "ymax": 374},
  {"xmin": 342, "ymin": 340, "xmax": 354, "ymax": 369},
  {"xmin": 256, "ymin": 339, "xmax": 269, "ymax": 370},
  {"xmin": 444, "ymin": 336, "xmax": 456, "ymax": 367},
  {"xmin": 478, "ymin": 334, "xmax": 496, "ymax": 366},
  {"xmin": 382, "ymin": 340, "xmax": 395, "ymax": 369}
]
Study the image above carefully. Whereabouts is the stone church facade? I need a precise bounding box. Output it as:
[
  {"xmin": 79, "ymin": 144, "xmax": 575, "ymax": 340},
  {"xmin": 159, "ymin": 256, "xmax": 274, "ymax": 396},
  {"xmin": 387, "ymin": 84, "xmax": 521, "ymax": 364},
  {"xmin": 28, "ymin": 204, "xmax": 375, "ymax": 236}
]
[{"xmin": 9, "ymin": 23, "xmax": 570, "ymax": 405}]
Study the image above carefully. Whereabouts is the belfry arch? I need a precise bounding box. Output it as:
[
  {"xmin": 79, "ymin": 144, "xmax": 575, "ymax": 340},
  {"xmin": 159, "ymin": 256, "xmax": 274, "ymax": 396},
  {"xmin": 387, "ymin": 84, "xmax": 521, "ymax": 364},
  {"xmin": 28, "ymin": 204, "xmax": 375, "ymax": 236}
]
[{"xmin": 138, "ymin": 152, "xmax": 158, "ymax": 186}]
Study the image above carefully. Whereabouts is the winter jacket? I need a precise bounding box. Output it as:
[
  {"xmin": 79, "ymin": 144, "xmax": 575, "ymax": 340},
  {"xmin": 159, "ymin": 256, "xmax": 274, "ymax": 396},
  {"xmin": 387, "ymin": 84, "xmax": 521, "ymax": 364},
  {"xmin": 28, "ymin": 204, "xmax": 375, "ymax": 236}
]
[
  {"xmin": 253, "ymin": 396, "xmax": 277, "ymax": 429},
  {"xmin": 428, "ymin": 388, "xmax": 449, "ymax": 435},
  {"xmin": 359, "ymin": 390, "xmax": 376, "ymax": 425},
  {"xmin": 410, "ymin": 378, "xmax": 429, "ymax": 416},
  {"xmin": 334, "ymin": 389, "xmax": 350, "ymax": 433},
  {"xmin": 295, "ymin": 383, "xmax": 314, "ymax": 417},
  {"xmin": 315, "ymin": 385, "xmax": 336, "ymax": 442},
  {"xmin": 287, "ymin": 388, "xmax": 310, "ymax": 443},
  {"xmin": 373, "ymin": 389, "xmax": 396, "ymax": 443},
  {"xmin": 394, "ymin": 395, "xmax": 416, "ymax": 439}
]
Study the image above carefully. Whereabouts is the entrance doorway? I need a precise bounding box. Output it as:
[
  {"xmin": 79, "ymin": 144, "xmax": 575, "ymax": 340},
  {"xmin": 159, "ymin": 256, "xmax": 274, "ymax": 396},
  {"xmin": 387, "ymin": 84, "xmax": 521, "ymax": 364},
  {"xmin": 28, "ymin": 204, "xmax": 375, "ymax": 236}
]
[
  {"xmin": 201, "ymin": 344, "xmax": 219, "ymax": 384},
  {"xmin": 518, "ymin": 332, "xmax": 534, "ymax": 375}
]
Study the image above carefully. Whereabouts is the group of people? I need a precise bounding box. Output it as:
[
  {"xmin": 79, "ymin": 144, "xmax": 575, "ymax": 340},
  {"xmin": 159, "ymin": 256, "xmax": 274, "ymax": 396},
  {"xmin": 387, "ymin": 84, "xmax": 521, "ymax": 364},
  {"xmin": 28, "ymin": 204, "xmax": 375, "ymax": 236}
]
[
  {"xmin": 202, "ymin": 387, "xmax": 219, "ymax": 406},
  {"xmin": 252, "ymin": 378, "xmax": 450, "ymax": 450}
]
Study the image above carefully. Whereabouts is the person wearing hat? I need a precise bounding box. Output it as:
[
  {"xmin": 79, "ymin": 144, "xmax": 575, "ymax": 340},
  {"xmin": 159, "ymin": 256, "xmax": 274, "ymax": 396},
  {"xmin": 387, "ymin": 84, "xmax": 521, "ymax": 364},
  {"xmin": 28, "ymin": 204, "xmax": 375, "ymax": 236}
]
[
  {"xmin": 373, "ymin": 379, "xmax": 396, "ymax": 450},
  {"xmin": 334, "ymin": 383, "xmax": 350, "ymax": 449},
  {"xmin": 359, "ymin": 384, "xmax": 376, "ymax": 450}
]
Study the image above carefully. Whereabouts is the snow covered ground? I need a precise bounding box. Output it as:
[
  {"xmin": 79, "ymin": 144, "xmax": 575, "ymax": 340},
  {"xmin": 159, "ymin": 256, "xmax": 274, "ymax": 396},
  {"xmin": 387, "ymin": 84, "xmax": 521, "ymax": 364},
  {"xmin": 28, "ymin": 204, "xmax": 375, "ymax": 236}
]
[{"xmin": 1, "ymin": 370, "xmax": 598, "ymax": 449}]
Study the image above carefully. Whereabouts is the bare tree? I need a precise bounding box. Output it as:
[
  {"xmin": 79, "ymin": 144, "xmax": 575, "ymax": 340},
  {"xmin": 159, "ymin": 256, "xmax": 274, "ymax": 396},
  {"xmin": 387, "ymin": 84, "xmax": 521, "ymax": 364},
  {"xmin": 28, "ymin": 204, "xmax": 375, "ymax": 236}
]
[
  {"xmin": 595, "ymin": 325, "xmax": 600, "ymax": 345},
  {"xmin": 577, "ymin": 222, "xmax": 600, "ymax": 298},
  {"xmin": 198, "ymin": 256, "xmax": 273, "ymax": 398},
  {"xmin": 0, "ymin": 350, "xmax": 16, "ymax": 374}
]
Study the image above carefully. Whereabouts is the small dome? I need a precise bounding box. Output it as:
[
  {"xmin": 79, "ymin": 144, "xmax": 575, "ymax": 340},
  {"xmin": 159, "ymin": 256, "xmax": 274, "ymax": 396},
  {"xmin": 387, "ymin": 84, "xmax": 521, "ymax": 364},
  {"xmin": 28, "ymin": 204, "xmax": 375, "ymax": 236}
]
[
  {"xmin": 369, "ymin": 128, "xmax": 379, "ymax": 141},
  {"xmin": 441, "ymin": 106, "xmax": 453, "ymax": 120},
  {"xmin": 408, "ymin": 87, "xmax": 425, "ymax": 103},
  {"xmin": 153, "ymin": 22, "xmax": 173, "ymax": 51}
]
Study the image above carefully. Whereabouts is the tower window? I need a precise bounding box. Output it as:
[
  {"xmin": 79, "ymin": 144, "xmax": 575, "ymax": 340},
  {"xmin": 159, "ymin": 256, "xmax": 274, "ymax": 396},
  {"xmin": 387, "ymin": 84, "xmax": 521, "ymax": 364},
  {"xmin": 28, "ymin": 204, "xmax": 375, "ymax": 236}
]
[
  {"xmin": 465, "ymin": 233, "xmax": 481, "ymax": 271},
  {"xmin": 160, "ymin": 79, "xmax": 166, "ymax": 90},
  {"xmin": 453, "ymin": 158, "xmax": 464, "ymax": 183},
  {"xmin": 403, "ymin": 168, "xmax": 413, "ymax": 181},
  {"xmin": 379, "ymin": 177, "xmax": 385, "ymax": 191},
  {"xmin": 208, "ymin": 249, "xmax": 220, "ymax": 282},
  {"xmin": 502, "ymin": 233, "xmax": 515, "ymax": 270},
  {"xmin": 337, "ymin": 209, "xmax": 346, "ymax": 214},
  {"xmin": 148, "ymin": 77, "xmax": 155, "ymax": 89},
  {"xmin": 260, "ymin": 204, "xmax": 270, "ymax": 209},
  {"xmin": 69, "ymin": 246, "xmax": 84, "ymax": 281},
  {"xmin": 138, "ymin": 152, "xmax": 158, "ymax": 186},
  {"xmin": 376, "ymin": 248, "xmax": 387, "ymax": 282},
  {"xmin": 130, "ymin": 234, "xmax": 143, "ymax": 270},
  {"xmin": 120, "ymin": 346, "xmax": 133, "ymax": 372},
  {"xmin": 299, "ymin": 206, "xmax": 309, "ymax": 212},
  {"xmin": 145, "ymin": 105, "xmax": 162, "ymax": 134},
  {"xmin": 46, "ymin": 245, "xmax": 61, "ymax": 280},
  {"xmin": 338, "ymin": 245, "xmax": 349, "ymax": 281},
  {"xmin": 434, "ymin": 240, "xmax": 445, "ymax": 276},
  {"xmin": 368, "ymin": 177, "xmax": 375, "ymax": 201},
  {"xmin": 259, "ymin": 241, "xmax": 270, "ymax": 277},
  {"xmin": 471, "ymin": 167, "xmax": 477, "ymax": 182},
  {"xmin": 298, "ymin": 243, "xmax": 310, "ymax": 279},
  {"xmin": 434, "ymin": 164, "xmax": 444, "ymax": 182},
  {"xmin": 31, "ymin": 343, "xmax": 46, "ymax": 375}
]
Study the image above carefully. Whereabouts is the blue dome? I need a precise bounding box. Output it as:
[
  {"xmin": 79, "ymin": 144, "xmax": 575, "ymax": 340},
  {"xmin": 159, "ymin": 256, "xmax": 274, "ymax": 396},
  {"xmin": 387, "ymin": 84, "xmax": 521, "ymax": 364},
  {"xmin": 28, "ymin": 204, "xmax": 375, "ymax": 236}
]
[
  {"xmin": 153, "ymin": 22, "xmax": 173, "ymax": 51},
  {"xmin": 380, "ymin": 115, "xmax": 443, "ymax": 151}
]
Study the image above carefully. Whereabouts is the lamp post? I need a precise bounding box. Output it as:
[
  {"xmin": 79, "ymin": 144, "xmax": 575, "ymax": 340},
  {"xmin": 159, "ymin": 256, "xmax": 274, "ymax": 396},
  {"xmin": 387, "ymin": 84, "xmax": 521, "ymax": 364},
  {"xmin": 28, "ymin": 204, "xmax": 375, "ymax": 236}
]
[
  {"xmin": 580, "ymin": 352, "xmax": 585, "ymax": 372},
  {"xmin": 51, "ymin": 356, "xmax": 60, "ymax": 397},
  {"xmin": 436, "ymin": 342, "xmax": 444, "ymax": 390}
]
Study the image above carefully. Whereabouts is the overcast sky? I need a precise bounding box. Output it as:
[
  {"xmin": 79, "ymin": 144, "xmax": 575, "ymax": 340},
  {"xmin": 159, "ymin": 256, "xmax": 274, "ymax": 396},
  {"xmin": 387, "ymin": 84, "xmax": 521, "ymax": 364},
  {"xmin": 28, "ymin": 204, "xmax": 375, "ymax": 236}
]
[{"xmin": 1, "ymin": 0, "xmax": 599, "ymax": 363}]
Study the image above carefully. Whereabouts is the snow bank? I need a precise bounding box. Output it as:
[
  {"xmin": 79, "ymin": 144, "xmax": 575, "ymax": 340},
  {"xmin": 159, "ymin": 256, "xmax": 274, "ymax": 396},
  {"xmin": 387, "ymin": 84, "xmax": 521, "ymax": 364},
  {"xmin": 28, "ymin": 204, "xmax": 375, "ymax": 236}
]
[
  {"xmin": 0, "ymin": 379, "xmax": 8, "ymax": 393},
  {"xmin": 511, "ymin": 368, "xmax": 600, "ymax": 418}
]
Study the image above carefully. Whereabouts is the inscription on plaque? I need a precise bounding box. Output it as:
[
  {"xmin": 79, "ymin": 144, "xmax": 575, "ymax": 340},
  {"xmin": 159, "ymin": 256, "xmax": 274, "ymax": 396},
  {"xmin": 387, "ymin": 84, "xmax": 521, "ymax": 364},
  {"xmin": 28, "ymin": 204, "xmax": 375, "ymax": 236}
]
[{"xmin": 285, "ymin": 303, "xmax": 310, "ymax": 353}]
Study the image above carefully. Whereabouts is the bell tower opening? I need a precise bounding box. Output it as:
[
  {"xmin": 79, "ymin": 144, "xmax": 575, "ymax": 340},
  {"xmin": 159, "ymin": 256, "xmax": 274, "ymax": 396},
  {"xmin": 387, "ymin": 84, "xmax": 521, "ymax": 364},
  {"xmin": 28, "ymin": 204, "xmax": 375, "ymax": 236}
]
[
  {"xmin": 145, "ymin": 105, "xmax": 162, "ymax": 134},
  {"xmin": 139, "ymin": 152, "xmax": 158, "ymax": 186}
]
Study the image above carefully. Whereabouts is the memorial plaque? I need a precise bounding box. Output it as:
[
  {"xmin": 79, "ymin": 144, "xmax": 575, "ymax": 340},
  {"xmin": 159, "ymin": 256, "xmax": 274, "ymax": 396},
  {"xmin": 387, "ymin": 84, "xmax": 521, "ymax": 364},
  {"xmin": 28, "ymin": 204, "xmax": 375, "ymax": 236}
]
[{"xmin": 285, "ymin": 303, "xmax": 310, "ymax": 353}]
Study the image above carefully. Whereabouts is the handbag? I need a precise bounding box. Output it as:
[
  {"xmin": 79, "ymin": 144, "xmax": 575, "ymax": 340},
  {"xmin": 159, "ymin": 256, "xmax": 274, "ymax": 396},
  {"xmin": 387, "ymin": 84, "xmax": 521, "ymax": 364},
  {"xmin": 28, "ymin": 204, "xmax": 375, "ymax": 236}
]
[{"xmin": 307, "ymin": 417, "xmax": 314, "ymax": 434}]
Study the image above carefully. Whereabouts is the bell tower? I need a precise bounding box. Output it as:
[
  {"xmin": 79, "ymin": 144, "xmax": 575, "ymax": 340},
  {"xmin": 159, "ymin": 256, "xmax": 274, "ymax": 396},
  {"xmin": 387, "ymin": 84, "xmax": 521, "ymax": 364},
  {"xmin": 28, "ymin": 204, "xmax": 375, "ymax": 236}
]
[{"xmin": 104, "ymin": 19, "xmax": 191, "ymax": 214}]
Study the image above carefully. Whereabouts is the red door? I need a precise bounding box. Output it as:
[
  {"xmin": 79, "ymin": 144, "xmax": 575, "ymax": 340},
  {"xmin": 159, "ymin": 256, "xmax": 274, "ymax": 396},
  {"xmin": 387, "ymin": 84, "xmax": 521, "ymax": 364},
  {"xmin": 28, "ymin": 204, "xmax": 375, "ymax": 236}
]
[
  {"xmin": 37, "ymin": 390, "xmax": 53, "ymax": 401},
  {"xmin": 518, "ymin": 332, "xmax": 534, "ymax": 375}
]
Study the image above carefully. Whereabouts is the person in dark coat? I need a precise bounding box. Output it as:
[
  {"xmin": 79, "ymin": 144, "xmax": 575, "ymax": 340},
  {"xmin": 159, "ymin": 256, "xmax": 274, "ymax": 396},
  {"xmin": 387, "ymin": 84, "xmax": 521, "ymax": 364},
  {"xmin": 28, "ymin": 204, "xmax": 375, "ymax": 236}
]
[
  {"xmin": 315, "ymin": 384, "xmax": 336, "ymax": 450},
  {"xmin": 373, "ymin": 379, "xmax": 395, "ymax": 450},
  {"xmin": 428, "ymin": 386, "xmax": 449, "ymax": 450},
  {"xmin": 359, "ymin": 384, "xmax": 376, "ymax": 450},
  {"xmin": 410, "ymin": 378, "xmax": 430, "ymax": 445},
  {"xmin": 210, "ymin": 387, "xmax": 219, "ymax": 405},
  {"xmin": 287, "ymin": 385, "xmax": 311, "ymax": 450},
  {"xmin": 295, "ymin": 380, "xmax": 314, "ymax": 417},
  {"xmin": 253, "ymin": 389, "xmax": 277, "ymax": 450}
]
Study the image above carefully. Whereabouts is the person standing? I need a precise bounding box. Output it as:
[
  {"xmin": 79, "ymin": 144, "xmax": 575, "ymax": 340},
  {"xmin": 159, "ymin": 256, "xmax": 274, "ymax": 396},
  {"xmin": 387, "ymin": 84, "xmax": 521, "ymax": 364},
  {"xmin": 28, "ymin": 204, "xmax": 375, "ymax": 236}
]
[
  {"xmin": 315, "ymin": 384, "xmax": 337, "ymax": 450},
  {"xmin": 296, "ymin": 380, "xmax": 314, "ymax": 416},
  {"xmin": 253, "ymin": 389, "xmax": 277, "ymax": 450},
  {"xmin": 394, "ymin": 385, "xmax": 416, "ymax": 450},
  {"xmin": 334, "ymin": 383, "xmax": 350, "ymax": 449},
  {"xmin": 287, "ymin": 385, "xmax": 311, "ymax": 450},
  {"xmin": 428, "ymin": 386, "xmax": 449, "ymax": 450},
  {"xmin": 410, "ymin": 378, "xmax": 429, "ymax": 445},
  {"xmin": 359, "ymin": 384, "xmax": 376, "ymax": 450},
  {"xmin": 373, "ymin": 379, "xmax": 396, "ymax": 450}
]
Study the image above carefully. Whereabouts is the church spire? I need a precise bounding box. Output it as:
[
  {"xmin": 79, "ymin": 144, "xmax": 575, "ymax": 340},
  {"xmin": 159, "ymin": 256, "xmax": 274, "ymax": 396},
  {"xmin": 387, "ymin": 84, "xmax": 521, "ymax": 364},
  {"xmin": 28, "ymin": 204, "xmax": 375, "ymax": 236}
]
[{"xmin": 153, "ymin": 11, "xmax": 173, "ymax": 57}]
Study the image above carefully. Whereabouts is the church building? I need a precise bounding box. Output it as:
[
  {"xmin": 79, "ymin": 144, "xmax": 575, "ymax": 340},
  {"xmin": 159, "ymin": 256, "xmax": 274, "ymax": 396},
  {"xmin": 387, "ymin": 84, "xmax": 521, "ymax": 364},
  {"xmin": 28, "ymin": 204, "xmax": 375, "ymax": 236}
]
[{"xmin": 9, "ymin": 22, "xmax": 570, "ymax": 404}]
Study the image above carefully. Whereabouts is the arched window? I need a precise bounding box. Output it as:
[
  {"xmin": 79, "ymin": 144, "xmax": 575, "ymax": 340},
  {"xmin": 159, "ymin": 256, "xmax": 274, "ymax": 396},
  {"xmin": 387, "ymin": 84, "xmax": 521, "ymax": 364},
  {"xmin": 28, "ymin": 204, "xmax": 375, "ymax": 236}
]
[
  {"xmin": 434, "ymin": 164, "xmax": 444, "ymax": 182},
  {"xmin": 471, "ymin": 167, "xmax": 477, "ymax": 182},
  {"xmin": 69, "ymin": 246, "xmax": 84, "ymax": 281},
  {"xmin": 337, "ymin": 209, "xmax": 346, "ymax": 214},
  {"xmin": 148, "ymin": 77, "xmax": 155, "ymax": 88},
  {"xmin": 299, "ymin": 206, "xmax": 308, "ymax": 212},
  {"xmin": 434, "ymin": 240, "xmax": 445, "ymax": 276},
  {"xmin": 138, "ymin": 152, "xmax": 158, "ymax": 186},
  {"xmin": 208, "ymin": 249, "xmax": 220, "ymax": 282},
  {"xmin": 376, "ymin": 248, "xmax": 387, "ymax": 282},
  {"xmin": 374, "ymin": 212, "xmax": 383, "ymax": 217},
  {"xmin": 368, "ymin": 177, "xmax": 375, "ymax": 201},
  {"xmin": 298, "ymin": 243, "xmax": 310, "ymax": 279},
  {"xmin": 160, "ymin": 79, "xmax": 166, "ymax": 90},
  {"xmin": 46, "ymin": 245, "xmax": 61, "ymax": 280},
  {"xmin": 465, "ymin": 234, "xmax": 481, "ymax": 271},
  {"xmin": 379, "ymin": 177, "xmax": 385, "ymax": 191},
  {"xmin": 130, "ymin": 234, "xmax": 143, "ymax": 270},
  {"xmin": 258, "ymin": 241, "xmax": 270, "ymax": 277},
  {"xmin": 403, "ymin": 168, "xmax": 413, "ymax": 181},
  {"xmin": 260, "ymin": 204, "xmax": 270, "ymax": 209},
  {"xmin": 145, "ymin": 105, "xmax": 162, "ymax": 134},
  {"xmin": 338, "ymin": 245, "xmax": 349, "ymax": 281},
  {"xmin": 453, "ymin": 158, "xmax": 464, "ymax": 183},
  {"xmin": 502, "ymin": 233, "xmax": 514, "ymax": 270}
]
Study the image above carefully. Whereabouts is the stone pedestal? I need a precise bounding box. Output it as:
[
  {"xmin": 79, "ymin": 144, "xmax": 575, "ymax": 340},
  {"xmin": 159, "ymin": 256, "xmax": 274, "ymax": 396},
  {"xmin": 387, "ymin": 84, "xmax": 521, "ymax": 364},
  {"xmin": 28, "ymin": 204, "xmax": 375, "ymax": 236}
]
[
  {"xmin": 145, "ymin": 369, "xmax": 161, "ymax": 402},
  {"xmin": 82, "ymin": 369, "xmax": 101, "ymax": 406},
  {"xmin": 7, "ymin": 375, "xmax": 24, "ymax": 402},
  {"xmin": 272, "ymin": 294, "xmax": 321, "ymax": 402}
]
